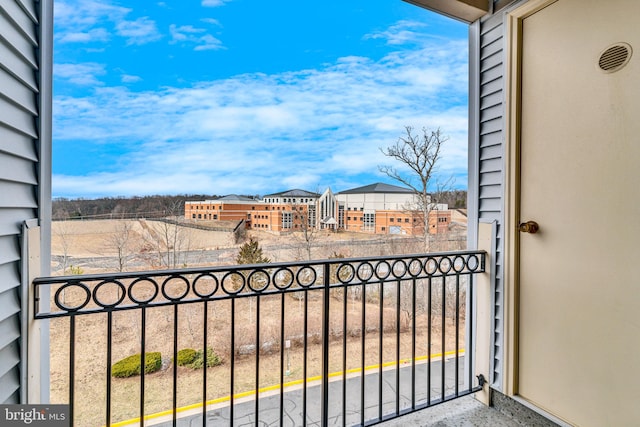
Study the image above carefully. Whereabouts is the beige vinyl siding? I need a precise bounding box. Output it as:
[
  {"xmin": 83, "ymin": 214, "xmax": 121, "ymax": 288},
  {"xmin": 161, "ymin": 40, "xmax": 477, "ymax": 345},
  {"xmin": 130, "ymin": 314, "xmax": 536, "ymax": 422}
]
[{"xmin": 0, "ymin": 0, "xmax": 41, "ymax": 404}]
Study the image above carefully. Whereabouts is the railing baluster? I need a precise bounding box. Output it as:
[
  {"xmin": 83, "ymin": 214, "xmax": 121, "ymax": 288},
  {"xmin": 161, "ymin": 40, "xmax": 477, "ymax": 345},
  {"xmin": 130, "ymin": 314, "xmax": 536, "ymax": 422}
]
[
  {"xmin": 303, "ymin": 288, "xmax": 308, "ymax": 426},
  {"xmin": 395, "ymin": 280, "xmax": 400, "ymax": 416},
  {"xmin": 140, "ymin": 307, "xmax": 146, "ymax": 427},
  {"xmin": 203, "ymin": 301, "xmax": 208, "ymax": 427},
  {"xmin": 427, "ymin": 276, "xmax": 432, "ymax": 406},
  {"xmin": 412, "ymin": 277, "xmax": 417, "ymax": 410},
  {"xmin": 69, "ymin": 315, "xmax": 75, "ymax": 427},
  {"xmin": 342, "ymin": 277, "xmax": 347, "ymax": 427},
  {"xmin": 469, "ymin": 274, "xmax": 474, "ymax": 392},
  {"xmin": 255, "ymin": 295, "xmax": 260, "ymax": 427},
  {"xmin": 279, "ymin": 293, "xmax": 285, "ymax": 427},
  {"xmin": 321, "ymin": 263, "xmax": 330, "ymax": 427},
  {"xmin": 230, "ymin": 299, "xmax": 235, "ymax": 427},
  {"xmin": 441, "ymin": 275, "xmax": 446, "ymax": 403},
  {"xmin": 360, "ymin": 281, "xmax": 366, "ymax": 427},
  {"xmin": 173, "ymin": 304, "xmax": 179, "ymax": 427},
  {"xmin": 455, "ymin": 274, "xmax": 460, "ymax": 397},
  {"xmin": 378, "ymin": 282, "xmax": 383, "ymax": 421},
  {"xmin": 106, "ymin": 311, "xmax": 112, "ymax": 427}
]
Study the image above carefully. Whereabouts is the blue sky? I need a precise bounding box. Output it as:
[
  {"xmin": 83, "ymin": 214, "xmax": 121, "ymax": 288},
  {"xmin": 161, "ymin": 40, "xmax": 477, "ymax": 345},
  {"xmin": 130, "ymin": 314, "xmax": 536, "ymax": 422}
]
[{"xmin": 53, "ymin": 0, "xmax": 469, "ymax": 199}]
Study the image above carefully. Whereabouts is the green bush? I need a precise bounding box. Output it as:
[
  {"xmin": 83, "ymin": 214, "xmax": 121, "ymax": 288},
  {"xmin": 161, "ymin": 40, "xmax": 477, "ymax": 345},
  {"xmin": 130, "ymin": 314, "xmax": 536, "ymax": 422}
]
[
  {"xmin": 176, "ymin": 348, "xmax": 197, "ymax": 366},
  {"xmin": 186, "ymin": 347, "xmax": 222, "ymax": 369},
  {"xmin": 112, "ymin": 352, "xmax": 162, "ymax": 378}
]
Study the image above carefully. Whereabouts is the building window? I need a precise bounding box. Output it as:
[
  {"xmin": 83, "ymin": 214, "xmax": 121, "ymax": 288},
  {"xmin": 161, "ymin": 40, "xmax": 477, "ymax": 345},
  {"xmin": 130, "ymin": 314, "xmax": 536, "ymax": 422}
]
[
  {"xmin": 390, "ymin": 218, "xmax": 394, "ymax": 222},
  {"xmin": 282, "ymin": 212, "xmax": 292, "ymax": 229},
  {"xmin": 213, "ymin": 214, "xmax": 218, "ymax": 220},
  {"xmin": 363, "ymin": 213, "xmax": 375, "ymax": 231},
  {"xmin": 405, "ymin": 218, "xmax": 409, "ymax": 223},
  {"xmin": 192, "ymin": 214, "xmax": 196, "ymax": 219}
]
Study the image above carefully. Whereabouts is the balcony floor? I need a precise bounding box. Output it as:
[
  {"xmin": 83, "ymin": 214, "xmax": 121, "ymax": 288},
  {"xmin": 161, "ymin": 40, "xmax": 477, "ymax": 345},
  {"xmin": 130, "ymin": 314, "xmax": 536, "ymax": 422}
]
[{"xmin": 381, "ymin": 395, "xmax": 522, "ymax": 426}]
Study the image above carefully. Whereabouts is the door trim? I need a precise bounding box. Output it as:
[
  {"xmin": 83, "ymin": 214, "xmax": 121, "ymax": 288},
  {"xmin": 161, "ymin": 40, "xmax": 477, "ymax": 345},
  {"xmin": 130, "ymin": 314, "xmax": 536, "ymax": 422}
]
[{"xmin": 502, "ymin": 0, "xmax": 557, "ymax": 397}]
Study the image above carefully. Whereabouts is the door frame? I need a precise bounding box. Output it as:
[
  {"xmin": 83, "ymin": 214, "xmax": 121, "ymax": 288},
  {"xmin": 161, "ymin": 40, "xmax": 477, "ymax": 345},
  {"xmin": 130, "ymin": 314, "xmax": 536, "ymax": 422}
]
[{"xmin": 502, "ymin": 0, "xmax": 557, "ymax": 398}]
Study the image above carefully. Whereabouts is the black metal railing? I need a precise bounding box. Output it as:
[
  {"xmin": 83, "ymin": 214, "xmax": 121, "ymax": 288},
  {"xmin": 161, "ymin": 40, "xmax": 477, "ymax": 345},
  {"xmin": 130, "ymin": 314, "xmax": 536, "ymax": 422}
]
[{"xmin": 34, "ymin": 250, "xmax": 485, "ymax": 427}]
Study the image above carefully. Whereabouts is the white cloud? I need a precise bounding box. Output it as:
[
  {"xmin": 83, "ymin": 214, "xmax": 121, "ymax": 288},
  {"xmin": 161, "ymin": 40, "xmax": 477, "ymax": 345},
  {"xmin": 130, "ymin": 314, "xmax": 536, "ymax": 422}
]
[
  {"xmin": 170, "ymin": 24, "xmax": 224, "ymax": 51},
  {"xmin": 57, "ymin": 28, "xmax": 110, "ymax": 43},
  {"xmin": 54, "ymin": 0, "xmax": 130, "ymax": 44},
  {"xmin": 55, "ymin": 1, "xmax": 161, "ymax": 46},
  {"xmin": 201, "ymin": 0, "xmax": 231, "ymax": 7},
  {"xmin": 53, "ymin": 23, "xmax": 468, "ymax": 197},
  {"xmin": 121, "ymin": 74, "xmax": 142, "ymax": 83},
  {"xmin": 364, "ymin": 20, "xmax": 428, "ymax": 45},
  {"xmin": 201, "ymin": 18, "xmax": 222, "ymax": 26},
  {"xmin": 116, "ymin": 17, "xmax": 161, "ymax": 45},
  {"xmin": 54, "ymin": 63, "xmax": 106, "ymax": 86}
]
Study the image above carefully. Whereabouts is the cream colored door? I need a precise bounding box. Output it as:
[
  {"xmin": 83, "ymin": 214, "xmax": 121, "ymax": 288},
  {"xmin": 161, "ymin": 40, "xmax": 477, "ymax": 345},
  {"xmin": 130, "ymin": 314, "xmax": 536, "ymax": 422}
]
[{"xmin": 517, "ymin": 0, "xmax": 640, "ymax": 425}]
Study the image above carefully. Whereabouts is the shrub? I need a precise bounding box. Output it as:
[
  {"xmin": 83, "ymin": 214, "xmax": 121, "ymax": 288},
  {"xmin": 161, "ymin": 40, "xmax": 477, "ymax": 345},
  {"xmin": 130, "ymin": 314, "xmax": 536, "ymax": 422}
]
[
  {"xmin": 187, "ymin": 347, "xmax": 222, "ymax": 369},
  {"xmin": 112, "ymin": 352, "xmax": 162, "ymax": 378},
  {"xmin": 176, "ymin": 348, "xmax": 197, "ymax": 366}
]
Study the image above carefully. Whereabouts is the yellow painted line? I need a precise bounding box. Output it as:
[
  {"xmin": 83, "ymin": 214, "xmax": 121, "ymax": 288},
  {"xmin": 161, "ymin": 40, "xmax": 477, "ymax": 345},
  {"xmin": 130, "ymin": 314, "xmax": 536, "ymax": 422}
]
[{"xmin": 110, "ymin": 349, "xmax": 465, "ymax": 427}]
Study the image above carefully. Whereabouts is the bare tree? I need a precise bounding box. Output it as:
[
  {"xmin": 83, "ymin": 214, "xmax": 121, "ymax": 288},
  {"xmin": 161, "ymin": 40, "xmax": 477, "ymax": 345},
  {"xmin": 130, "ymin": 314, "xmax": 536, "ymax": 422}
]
[
  {"xmin": 109, "ymin": 220, "xmax": 135, "ymax": 272},
  {"xmin": 54, "ymin": 221, "xmax": 73, "ymax": 275},
  {"xmin": 290, "ymin": 203, "xmax": 319, "ymax": 260},
  {"xmin": 142, "ymin": 201, "xmax": 192, "ymax": 269},
  {"xmin": 379, "ymin": 126, "xmax": 448, "ymax": 251}
]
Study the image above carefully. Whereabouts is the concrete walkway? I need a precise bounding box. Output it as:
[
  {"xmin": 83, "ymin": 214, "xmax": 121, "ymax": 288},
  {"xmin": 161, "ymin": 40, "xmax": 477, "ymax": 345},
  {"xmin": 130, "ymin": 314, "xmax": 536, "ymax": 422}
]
[{"xmin": 151, "ymin": 356, "xmax": 522, "ymax": 427}]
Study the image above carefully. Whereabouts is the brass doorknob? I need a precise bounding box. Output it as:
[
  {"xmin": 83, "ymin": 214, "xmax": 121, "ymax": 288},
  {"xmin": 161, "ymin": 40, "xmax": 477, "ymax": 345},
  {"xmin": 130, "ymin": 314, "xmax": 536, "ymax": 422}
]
[{"xmin": 519, "ymin": 221, "xmax": 539, "ymax": 234}]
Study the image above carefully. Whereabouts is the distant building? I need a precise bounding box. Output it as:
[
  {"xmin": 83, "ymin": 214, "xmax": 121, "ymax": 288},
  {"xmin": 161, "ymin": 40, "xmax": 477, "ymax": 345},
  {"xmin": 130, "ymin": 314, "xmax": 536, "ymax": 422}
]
[{"xmin": 184, "ymin": 182, "xmax": 451, "ymax": 235}]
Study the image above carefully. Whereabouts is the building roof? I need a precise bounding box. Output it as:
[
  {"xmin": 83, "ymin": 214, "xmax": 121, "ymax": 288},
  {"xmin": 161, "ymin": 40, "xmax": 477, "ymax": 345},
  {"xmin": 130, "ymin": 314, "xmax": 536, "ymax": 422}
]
[
  {"xmin": 263, "ymin": 189, "xmax": 320, "ymax": 198},
  {"xmin": 337, "ymin": 182, "xmax": 415, "ymax": 195},
  {"xmin": 217, "ymin": 194, "xmax": 258, "ymax": 202}
]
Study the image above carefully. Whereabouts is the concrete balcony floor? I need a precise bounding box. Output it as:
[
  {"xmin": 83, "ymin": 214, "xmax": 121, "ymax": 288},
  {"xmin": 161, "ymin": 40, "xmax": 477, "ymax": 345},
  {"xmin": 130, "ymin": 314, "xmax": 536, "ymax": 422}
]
[
  {"xmin": 383, "ymin": 393, "xmax": 561, "ymax": 427},
  {"xmin": 382, "ymin": 395, "xmax": 519, "ymax": 427}
]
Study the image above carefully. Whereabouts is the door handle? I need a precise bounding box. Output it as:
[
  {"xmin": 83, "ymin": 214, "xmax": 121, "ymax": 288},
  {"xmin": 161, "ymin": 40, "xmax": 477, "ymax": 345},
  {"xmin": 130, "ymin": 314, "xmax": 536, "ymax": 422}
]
[{"xmin": 519, "ymin": 221, "xmax": 539, "ymax": 234}]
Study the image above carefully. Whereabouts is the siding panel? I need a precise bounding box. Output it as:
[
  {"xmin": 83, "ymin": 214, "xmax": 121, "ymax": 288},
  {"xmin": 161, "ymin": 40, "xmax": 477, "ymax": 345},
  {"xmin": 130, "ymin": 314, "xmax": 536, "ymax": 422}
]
[
  {"xmin": 0, "ymin": 313, "xmax": 20, "ymax": 351},
  {"xmin": 478, "ymin": 8, "xmax": 506, "ymax": 390},
  {"xmin": 0, "ymin": 340, "xmax": 20, "ymax": 380},
  {"xmin": 0, "ymin": 40, "xmax": 37, "ymax": 89},
  {"xmin": 0, "ymin": 208, "xmax": 36, "ymax": 236},
  {"xmin": 480, "ymin": 144, "xmax": 502, "ymax": 160},
  {"xmin": 0, "ymin": 11, "xmax": 36, "ymax": 67},
  {"xmin": 0, "ymin": 152, "xmax": 38, "ymax": 185},
  {"xmin": 0, "ymin": 0, "xmax": 41, "ymax": 404},
  {"xmin": 0, "ymin": 288, "xmax": 21, "ymax": 325},
  {"xmin": 479, "ymin": 130, "xmax": 502, "ymax": 148},
  {"xmin": 0, "ymin": 180, "xmax": 38, "ymax": 209},
  {"xmin": 15, "ymin": 0, "xmax": 37, "ymax": 22},
  {"xmin": 0, "ymin": 66, "xmax": 37, "ymax": 114},
  {"xmin": 480, "ymin": 157, "xmax": 502, "ymax": 174},
  {"xmin": 0, "ymin": 96, "xmax": 37, "ymax": 137},
  {"xmin": 0, "ymin": 124, "xmax": 37, "ymax": 160},
  {"xmin": 0, "ymin": 367, "xmax": 20, "ymax": 403},
  {"xmin": 0, "ymin": 1, "xmax": 37, "ymax": 44}
]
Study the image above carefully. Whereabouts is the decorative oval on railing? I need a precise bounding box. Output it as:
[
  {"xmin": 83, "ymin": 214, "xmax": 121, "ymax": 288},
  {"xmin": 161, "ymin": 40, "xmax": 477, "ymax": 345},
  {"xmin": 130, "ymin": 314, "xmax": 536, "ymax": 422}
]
[{"xmin": 35, "ymin": 251, "xmax": 485, "ymax": 318}]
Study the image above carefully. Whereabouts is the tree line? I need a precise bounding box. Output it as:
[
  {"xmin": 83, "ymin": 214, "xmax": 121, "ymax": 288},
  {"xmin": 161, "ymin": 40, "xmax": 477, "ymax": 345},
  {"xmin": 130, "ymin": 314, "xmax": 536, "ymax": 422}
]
[{"xmin": 52, "ymin": 194, "xmax": 220, "ymax": 220}]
